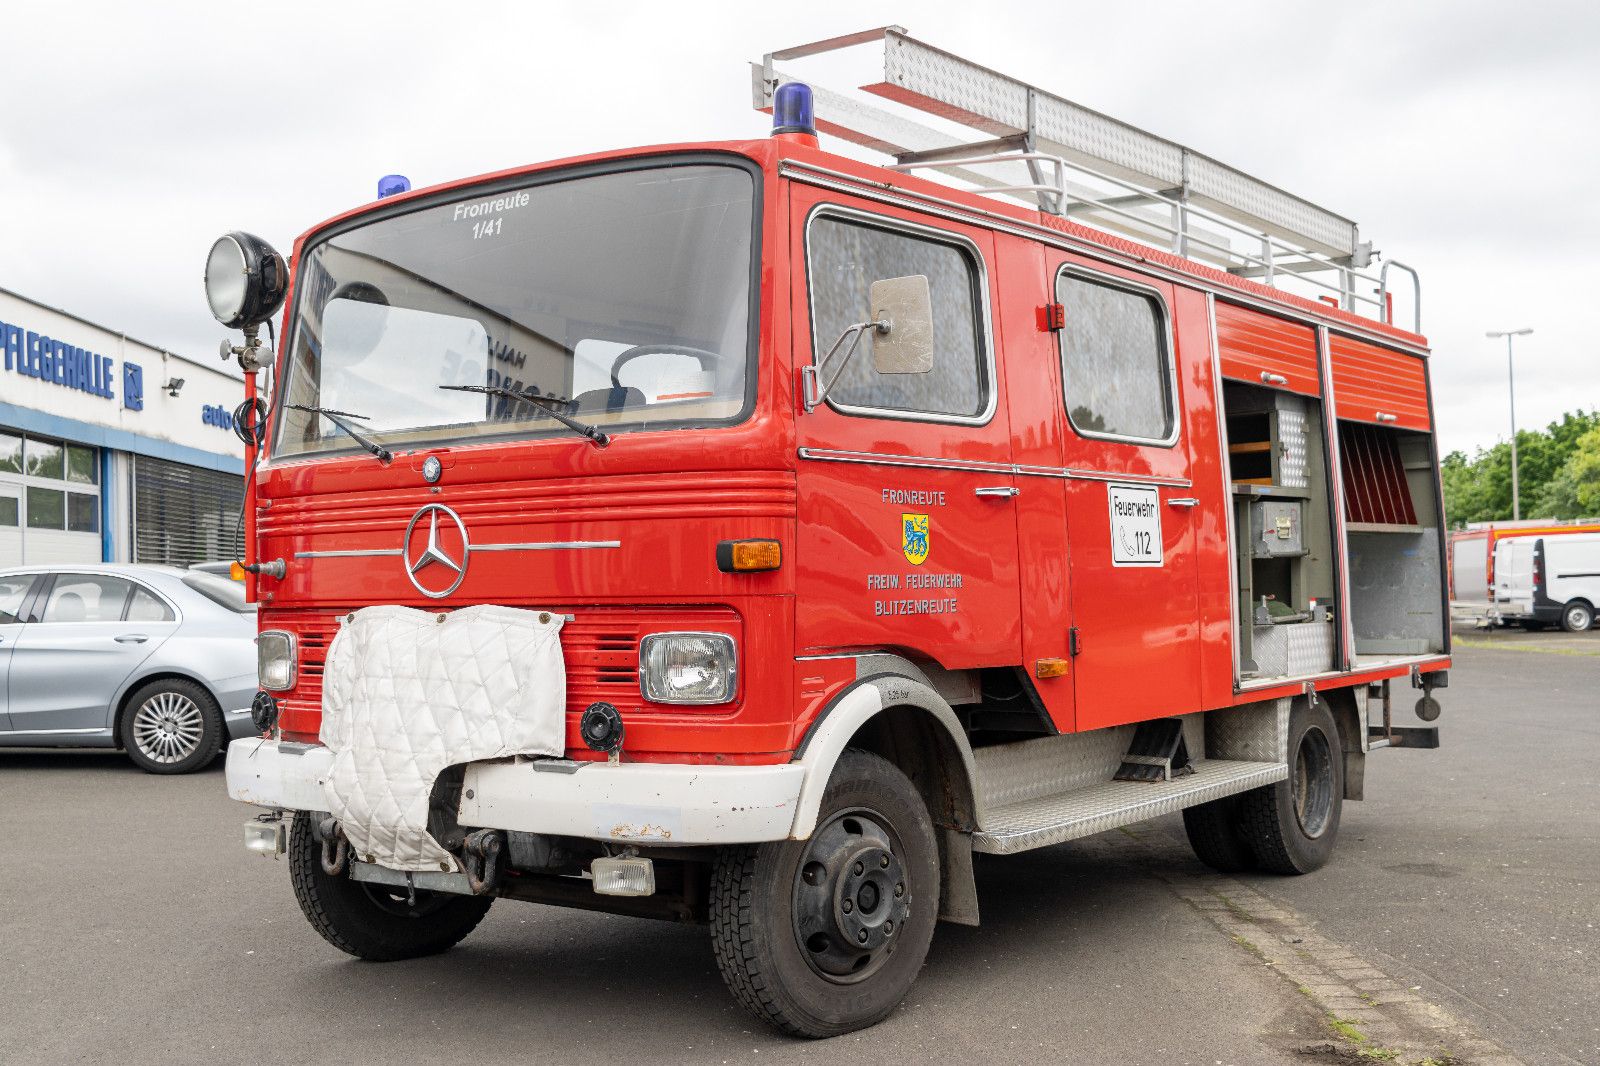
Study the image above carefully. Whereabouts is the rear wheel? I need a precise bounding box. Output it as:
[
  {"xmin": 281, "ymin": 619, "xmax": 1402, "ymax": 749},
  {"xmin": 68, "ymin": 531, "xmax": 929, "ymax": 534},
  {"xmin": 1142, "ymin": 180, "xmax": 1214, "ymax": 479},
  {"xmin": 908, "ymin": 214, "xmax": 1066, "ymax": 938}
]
[
  {"xmin": 709, "ymin": 750, "xmax": 939, "ymax": 1038},
  {"xmin": 119, "ymin": 678, "xmax": 224, "ymax": 775},
  {"xmin": 1561, "ymin": 601, "xmax": 1593, "ymax": 633},
  {"xmin": 1239, "ymin": 699, "xmax": 1344, "ymax": 875},
  {"xmin": 287, "ymin": 812, "xmax": 491, "ymax": 961},
  {"xmin": 1182, "ymin": 794, "xmax": 1256, "ymax": 873}
]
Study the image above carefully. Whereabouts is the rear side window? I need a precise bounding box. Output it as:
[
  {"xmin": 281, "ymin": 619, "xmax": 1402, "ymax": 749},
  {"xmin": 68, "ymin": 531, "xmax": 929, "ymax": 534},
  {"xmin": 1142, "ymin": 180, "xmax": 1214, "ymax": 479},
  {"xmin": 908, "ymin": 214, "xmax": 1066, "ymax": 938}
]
[
  {"xmin": 1057, "ymin": 271, "xmax": 1176, "ymax": 443},
  {"xmin": 807, "ymin": 213, "xmax": 989, "ymax": 421},
  {"xmin": 127, "ymin": 587, "xmax": 177, "ymax": 622},
  {"xmin": 42, "ymin": 575, "xmax": 133, "ymax": 623}
]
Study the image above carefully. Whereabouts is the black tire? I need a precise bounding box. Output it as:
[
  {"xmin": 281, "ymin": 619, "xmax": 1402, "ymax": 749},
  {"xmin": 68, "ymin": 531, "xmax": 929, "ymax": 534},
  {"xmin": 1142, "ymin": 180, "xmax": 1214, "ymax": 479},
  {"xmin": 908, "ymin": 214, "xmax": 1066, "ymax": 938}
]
[
  {"xmin": 1560, "ymin": 601, "xmax": 1593, "ymax": 633},
  {"xmin": 1182, "ymin": 794, "xmax": 1257, "ymax": 873},
  {"xmin": 709, "ymin": 749, "xmax": 939, "ymax": 1038},
  {"xmin": 1239, "ymin": 699, "xmax": 1344, "ymax": 875},
  {"xmin": 118, "ymin": 677, "xmax": 225, "ymax": 775},
  {"xmin": 287, "ymin": 812, "xmax": 491, "ymax": 961}
]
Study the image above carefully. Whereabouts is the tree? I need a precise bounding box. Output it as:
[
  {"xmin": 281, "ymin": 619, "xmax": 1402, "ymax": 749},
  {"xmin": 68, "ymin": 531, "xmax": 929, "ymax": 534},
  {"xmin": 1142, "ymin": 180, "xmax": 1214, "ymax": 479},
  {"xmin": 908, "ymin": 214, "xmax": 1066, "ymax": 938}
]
[{"xmin": 1440, "ymin": 410, "xmax": 1600, "ymax": 526}]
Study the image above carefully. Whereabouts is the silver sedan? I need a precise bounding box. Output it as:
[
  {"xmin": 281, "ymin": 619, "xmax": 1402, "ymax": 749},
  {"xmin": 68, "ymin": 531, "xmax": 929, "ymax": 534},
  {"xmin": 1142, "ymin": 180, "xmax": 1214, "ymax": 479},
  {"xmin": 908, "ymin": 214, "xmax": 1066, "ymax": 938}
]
[{"xmin": 0, "ymin": 564, "xmax": 258, "ymax": 773}]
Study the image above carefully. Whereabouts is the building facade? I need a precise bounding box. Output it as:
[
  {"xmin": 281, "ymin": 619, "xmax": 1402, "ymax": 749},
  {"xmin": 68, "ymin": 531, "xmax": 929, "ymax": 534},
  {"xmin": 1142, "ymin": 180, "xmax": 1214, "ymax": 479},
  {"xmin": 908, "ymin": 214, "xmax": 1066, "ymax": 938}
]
[{"xmin": 1, "ymin": 287, "xmax": 247, "ymax": 568}]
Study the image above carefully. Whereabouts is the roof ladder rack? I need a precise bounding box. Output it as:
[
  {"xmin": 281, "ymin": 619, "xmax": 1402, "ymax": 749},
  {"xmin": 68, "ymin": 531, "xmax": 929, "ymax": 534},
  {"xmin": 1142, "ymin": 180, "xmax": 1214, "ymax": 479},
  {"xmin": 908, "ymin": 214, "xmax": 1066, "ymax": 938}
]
[{"xmin": 753, "ymin": 27, "xmax": 1420, "ymax": 333}]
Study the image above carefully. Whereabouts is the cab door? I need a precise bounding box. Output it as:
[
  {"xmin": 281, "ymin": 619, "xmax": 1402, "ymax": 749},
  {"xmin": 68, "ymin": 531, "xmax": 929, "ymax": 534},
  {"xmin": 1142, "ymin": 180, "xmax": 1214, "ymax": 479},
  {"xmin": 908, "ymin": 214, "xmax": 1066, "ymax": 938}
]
[
  {"xmin": 790, "ymin": 195, "xmax": 1022, "ymax": 668},
  {"xmin": 1051, "ymin": 261, "xmax": 1204, "ymax": 729}
]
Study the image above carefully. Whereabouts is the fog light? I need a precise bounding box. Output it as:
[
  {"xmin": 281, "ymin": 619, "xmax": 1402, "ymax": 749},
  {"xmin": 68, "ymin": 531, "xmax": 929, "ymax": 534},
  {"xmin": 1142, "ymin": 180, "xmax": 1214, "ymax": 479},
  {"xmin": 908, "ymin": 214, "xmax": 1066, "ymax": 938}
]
[
  {"xmin": 591, "ymin": 855, "xmax": 655, "ymax": 897},
  {"xmin": 244, "ymin": 816, "xmax": 285, "ymax": 858}
]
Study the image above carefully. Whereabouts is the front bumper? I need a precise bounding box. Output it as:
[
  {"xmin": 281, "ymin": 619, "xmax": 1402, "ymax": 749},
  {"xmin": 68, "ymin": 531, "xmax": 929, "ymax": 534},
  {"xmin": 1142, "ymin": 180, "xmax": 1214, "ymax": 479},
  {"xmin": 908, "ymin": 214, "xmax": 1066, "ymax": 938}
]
[{"xmin": 224, "ymin": 738, "xmax": 805, "ymax": 845}]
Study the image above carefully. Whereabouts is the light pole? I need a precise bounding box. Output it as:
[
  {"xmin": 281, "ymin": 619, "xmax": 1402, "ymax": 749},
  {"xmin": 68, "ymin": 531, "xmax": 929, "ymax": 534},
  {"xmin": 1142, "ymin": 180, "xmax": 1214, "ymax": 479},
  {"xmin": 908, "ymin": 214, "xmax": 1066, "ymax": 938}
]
[{"xmin": 1486, "ymin": 328, "xmax": 1533, "ymax": 520}]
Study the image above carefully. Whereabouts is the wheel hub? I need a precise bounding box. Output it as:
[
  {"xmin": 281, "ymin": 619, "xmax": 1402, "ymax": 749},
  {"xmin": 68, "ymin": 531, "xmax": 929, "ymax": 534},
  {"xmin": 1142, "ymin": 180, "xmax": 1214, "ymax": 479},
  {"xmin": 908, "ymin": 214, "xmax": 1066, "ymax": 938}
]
[{"xmin": 792, "ymin": 811, "xmax": 910, "ymax": 982}]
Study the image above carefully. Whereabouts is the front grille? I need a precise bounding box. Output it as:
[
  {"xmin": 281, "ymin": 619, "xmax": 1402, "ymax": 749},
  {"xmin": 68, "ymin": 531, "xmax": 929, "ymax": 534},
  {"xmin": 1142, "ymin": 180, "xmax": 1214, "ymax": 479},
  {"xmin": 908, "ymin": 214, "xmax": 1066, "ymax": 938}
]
[{"xmin": 267, "ymin": 606, "xmax": 737, "ymax": 736}]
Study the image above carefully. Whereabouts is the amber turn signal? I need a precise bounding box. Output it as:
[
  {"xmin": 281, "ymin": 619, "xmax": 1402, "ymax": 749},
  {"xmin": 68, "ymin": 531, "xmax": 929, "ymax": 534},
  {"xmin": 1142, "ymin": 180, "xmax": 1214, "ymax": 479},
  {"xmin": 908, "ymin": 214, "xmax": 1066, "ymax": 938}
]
[
  {"xmin": 716, "ymin": 539, "xmax": 782, "ymax": 573},
  {"xmin": 1035, "ymin": 658, "xmax": 1070, "ymax": 679},
  {"xmin": 229, "ymin": 561, "xmax": 248, "ymax": 582}
]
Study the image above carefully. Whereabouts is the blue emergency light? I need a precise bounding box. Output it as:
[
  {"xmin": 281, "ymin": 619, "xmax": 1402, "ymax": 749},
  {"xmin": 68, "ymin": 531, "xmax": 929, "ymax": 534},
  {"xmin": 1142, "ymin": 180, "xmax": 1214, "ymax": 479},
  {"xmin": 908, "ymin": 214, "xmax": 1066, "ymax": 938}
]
[
  {"xmin": 771, "ymin": 81, "xmax": 815, "ymax": 137},
  {"xmin": 377, "ymin": 174, "xmax": 411, "ymax": 199}
]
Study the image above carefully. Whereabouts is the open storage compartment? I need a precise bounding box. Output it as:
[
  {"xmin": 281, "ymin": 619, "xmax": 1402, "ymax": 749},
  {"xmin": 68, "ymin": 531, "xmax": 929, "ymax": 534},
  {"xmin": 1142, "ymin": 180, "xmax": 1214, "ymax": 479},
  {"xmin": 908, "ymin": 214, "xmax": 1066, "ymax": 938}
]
[
  {"xmin": 1223, "ymin": 382, "xmax": 1339, "ymax": 682},
  {"xmin": 1338, "ymin": 421, "xmax": 1446, "ymax": 663}
]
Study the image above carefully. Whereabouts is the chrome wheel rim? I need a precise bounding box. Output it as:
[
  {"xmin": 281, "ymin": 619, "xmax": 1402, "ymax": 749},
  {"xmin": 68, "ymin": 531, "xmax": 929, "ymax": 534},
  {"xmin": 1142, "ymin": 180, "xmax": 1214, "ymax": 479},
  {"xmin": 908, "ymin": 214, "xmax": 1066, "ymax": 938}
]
[
  {"xmin": 1566, "ymin": 605, "xmax": 1590, "ymax": 631},
  {"xmin": 132, "ymin": 691, "xmax": 204, "ymax": 764}
]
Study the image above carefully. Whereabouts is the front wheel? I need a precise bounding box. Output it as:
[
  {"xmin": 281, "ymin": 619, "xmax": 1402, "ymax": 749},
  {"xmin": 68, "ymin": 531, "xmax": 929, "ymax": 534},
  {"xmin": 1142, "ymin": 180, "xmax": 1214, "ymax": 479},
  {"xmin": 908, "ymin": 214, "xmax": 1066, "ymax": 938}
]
[
  {"xmin": 1561, "ymin": 601, "xmax": 1594, "ymax": 633},
  {"xmin": 709, "ymin": 750, "xmax": 939, "ymax": 1038},
  {"xmin": 1239, "ymin": 698, "xmax": 1344, "ymax": 874},
  {"xmin": 287, "ymin": 812, "xmax": 491, "ymax": 961}
]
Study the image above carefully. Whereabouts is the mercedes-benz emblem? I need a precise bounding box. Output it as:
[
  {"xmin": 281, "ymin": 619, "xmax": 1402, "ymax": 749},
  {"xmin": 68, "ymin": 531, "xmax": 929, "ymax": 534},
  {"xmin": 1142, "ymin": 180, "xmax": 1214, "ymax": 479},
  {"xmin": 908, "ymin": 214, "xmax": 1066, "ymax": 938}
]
[
  {"xmin": 402, "ymin": 504, "xmax": 469, "ymax": 599},
  {"xmin": 422, "ymin": 455, "xmax": 442, "ymax": 483}
]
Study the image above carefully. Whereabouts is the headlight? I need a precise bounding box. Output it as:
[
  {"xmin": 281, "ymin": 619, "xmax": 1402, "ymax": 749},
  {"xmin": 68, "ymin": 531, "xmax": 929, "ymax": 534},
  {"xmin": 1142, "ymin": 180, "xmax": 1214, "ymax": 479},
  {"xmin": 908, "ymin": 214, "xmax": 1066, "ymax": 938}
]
[
  {"xmin": 257, "ymin": 630, "xmax": 297, "ymax": 692},
  {"xmin": 639, "ymin": 633, "xmax": 736, "ymax": 705}
]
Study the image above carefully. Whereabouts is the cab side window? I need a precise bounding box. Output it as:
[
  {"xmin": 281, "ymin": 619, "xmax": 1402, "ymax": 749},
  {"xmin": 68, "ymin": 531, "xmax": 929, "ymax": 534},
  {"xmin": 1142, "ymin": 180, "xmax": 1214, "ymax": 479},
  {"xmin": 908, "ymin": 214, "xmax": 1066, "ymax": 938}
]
[
  {"xmin": 808, "ymin": 214, "xmax": 988, "ymax": 420},
  {"xmin": 41, "ymin": 575, "xmax": 134, "ymax": 623},
  {"xmin": 1057, "ymin": 271, "xmax": 1176, "ymax": 443}
]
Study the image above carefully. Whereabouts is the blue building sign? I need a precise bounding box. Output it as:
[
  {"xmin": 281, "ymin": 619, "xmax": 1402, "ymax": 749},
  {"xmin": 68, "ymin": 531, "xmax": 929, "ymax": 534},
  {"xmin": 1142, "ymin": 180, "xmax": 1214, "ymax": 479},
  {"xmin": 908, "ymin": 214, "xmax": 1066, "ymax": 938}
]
[{"xmin": 1, "ymin": 317, "xmax": 143, "ymax": 410}]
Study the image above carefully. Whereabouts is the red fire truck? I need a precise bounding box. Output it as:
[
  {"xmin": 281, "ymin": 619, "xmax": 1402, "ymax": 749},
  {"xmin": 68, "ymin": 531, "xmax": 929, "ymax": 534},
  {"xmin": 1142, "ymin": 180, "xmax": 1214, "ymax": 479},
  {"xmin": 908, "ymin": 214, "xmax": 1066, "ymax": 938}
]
[{"xmin": 214, "ymin": 29, "xmax": 1449, "ymax": 1037}]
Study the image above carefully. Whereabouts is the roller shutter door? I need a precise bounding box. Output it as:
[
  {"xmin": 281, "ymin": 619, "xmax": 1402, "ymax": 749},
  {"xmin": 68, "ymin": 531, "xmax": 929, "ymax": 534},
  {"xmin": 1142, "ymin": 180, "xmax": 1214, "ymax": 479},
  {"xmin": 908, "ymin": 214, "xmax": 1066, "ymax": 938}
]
[{"xmin": 132, "ymin": 456, "xmax": 244, "ymax": 566}]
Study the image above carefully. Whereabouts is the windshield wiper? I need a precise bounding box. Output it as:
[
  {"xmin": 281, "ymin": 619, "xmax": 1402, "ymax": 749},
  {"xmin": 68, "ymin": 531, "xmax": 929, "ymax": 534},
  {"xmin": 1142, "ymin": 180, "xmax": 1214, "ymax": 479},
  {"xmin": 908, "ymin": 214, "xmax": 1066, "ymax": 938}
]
[
  {"xmin": 438, "ymin": 384, "xmax": 610, "ymax": 448},
  {"xmin": 283, "ymin": 404, "xmax": 393, "ymax": 463}
]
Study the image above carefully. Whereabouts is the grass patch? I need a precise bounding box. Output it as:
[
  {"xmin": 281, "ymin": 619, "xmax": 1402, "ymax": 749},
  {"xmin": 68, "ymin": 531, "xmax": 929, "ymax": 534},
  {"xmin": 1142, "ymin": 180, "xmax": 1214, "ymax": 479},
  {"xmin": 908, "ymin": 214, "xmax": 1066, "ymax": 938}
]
[
  {"xmin": 1326, "ymin": 1016, "xmax": 1368, "ymax": 1043},
  {"xmin": 1454, "ymin": 637, "xmax": 1600, "ymax": 657},
  {"xmin": 1354, "ymin": 1050, "xmax": 1399, "ymax": 1062}
]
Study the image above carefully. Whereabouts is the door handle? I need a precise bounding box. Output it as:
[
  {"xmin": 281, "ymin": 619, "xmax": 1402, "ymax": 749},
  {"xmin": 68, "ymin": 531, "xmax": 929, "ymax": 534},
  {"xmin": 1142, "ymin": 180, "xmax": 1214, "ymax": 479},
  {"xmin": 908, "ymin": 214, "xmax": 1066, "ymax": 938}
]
[
  {"xmin": 115, "ymin": 634, "xmax": 149, "ymax": 644},
  {"xmin": 1166, "ymin": 497, "xmax": 1200, "ymax": 508},
  {"xmin": 975, "ymin": 486, "xmax": 1019, "ymax": 498}
]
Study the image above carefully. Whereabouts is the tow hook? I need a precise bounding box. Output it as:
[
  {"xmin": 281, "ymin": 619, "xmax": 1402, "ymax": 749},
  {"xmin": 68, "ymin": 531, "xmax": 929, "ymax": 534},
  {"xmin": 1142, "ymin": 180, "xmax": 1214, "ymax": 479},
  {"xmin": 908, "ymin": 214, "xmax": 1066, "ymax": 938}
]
[
  {"xmin": 318, "ymin": 816, "xmax": 349, "ymax": 876},
  {"xmin": 461, "ymin": 829, "xmax": 506, "ymax": 895}
]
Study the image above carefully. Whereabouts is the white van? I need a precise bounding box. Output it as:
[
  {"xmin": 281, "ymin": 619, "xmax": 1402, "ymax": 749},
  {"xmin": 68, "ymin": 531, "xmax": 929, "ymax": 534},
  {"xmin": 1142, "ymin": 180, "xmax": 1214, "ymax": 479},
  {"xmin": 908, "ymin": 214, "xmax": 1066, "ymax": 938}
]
[{"xmin": 1494, "ymin": 532, "xmax": 1600, "ymax": 632}]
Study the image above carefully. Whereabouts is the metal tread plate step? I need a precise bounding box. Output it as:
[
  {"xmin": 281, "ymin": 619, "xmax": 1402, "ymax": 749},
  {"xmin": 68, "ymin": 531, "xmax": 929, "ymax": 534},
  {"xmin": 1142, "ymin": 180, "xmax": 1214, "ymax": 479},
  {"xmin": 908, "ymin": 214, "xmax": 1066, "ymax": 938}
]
[{"xmin": 972, "ymin": 757, "xmax": 1286, "ymax": 855}]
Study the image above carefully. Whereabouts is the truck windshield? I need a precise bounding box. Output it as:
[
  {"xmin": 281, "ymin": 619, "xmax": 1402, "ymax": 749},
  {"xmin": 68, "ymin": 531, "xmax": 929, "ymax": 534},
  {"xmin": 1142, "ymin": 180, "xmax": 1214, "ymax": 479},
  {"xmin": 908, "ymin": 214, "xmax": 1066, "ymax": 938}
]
[{"xmin": 273, "ymin": 162, "xmax": 756, "ymax": 459}]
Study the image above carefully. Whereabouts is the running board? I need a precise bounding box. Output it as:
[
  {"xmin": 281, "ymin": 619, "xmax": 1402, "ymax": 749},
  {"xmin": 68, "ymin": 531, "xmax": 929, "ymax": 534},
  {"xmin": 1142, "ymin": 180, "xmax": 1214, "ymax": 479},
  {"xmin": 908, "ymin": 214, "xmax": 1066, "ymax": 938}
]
[
  {"xmin": 969, "ymin": 699, "xmax": 1291, "ymax": 856},
  {"xmin": 973, "ymin": 758, "xmax": 1286, "ymax": 855}
]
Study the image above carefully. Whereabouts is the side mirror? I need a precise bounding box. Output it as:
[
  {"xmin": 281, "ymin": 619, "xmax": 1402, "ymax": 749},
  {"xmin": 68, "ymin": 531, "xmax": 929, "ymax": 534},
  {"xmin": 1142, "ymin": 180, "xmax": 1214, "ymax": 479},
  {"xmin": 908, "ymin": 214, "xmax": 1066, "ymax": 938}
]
[
  {"xmin": 869, "ymin": 275, "xmax": 934, "ymax": 375},
  {"xmin": 204, "ymin": 231, "xmax": 288, "ymax": 330}
]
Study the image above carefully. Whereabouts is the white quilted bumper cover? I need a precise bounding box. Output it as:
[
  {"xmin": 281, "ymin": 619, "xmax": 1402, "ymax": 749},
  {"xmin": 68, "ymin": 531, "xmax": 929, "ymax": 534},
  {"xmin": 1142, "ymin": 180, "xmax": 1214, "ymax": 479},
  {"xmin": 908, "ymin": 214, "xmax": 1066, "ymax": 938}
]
[{"xmin": 320, "ymin": 605, "xmax": 566, "ymax": 873}]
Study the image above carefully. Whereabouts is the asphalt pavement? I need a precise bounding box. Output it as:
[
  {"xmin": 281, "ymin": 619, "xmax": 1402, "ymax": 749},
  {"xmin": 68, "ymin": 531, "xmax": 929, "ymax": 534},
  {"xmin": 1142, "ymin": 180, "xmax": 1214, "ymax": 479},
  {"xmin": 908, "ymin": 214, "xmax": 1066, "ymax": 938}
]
[{"xmin": 1, "ymin": 634, "xmax": 1594, "ymax": 1065}]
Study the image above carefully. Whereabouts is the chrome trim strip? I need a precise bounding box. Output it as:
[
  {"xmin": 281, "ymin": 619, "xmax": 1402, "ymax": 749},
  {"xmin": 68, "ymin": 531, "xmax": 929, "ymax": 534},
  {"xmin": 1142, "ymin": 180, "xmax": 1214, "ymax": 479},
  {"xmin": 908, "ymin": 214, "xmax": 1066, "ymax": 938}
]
[
  {"xmin": 1317, "ymin": 324, "xmax": 1359, "ymax": 673},
  {"xmin": 778, "ymin": 161, "xmax": 1432, "ymax": 359},
  {"xmin": 1208, "ymin": 294, "xmax": 1244, "ymax": 688},
  {"xmin": 296, "ymin": 541, "xmax": 619, "ymax": 560},
  {"xmin": 0, "ymin": 727, "xmax": 110, "ymax": 736},
  {"xmin": 294, "ymin": 549, "xmax": 403, "ymax": 559},
  {"xmin": 473, "ymin": 541, "xmax": 621, "ymax": 552},
  {"xmin": 798, "ymin": 447, "xmax": 1192, "ymax": 488}
]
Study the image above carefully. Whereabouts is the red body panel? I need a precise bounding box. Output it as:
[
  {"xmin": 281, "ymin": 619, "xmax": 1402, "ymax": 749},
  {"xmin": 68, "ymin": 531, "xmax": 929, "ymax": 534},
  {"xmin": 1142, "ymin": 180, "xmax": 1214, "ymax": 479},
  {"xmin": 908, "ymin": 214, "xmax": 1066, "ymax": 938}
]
[{"xmin": 250, "ymin": 136, "xmax": 1447, "ymax": 763}]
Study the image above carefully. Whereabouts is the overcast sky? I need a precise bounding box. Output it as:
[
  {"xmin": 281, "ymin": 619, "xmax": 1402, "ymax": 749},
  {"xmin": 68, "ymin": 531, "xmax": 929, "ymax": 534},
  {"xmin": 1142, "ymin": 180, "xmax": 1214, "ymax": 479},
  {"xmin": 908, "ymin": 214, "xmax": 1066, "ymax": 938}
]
[{"xmin": 3, "ymin": 1, "xmax": 1595, "ymax": 455}]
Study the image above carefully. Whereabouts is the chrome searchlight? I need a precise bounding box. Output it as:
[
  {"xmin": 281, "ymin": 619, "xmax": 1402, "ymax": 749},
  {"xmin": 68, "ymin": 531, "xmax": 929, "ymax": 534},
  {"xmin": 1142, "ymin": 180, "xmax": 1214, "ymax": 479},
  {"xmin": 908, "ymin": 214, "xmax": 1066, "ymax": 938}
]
[{"xmin": 204, "ymin": 231, "xmax": 288, "ymax": 330}]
